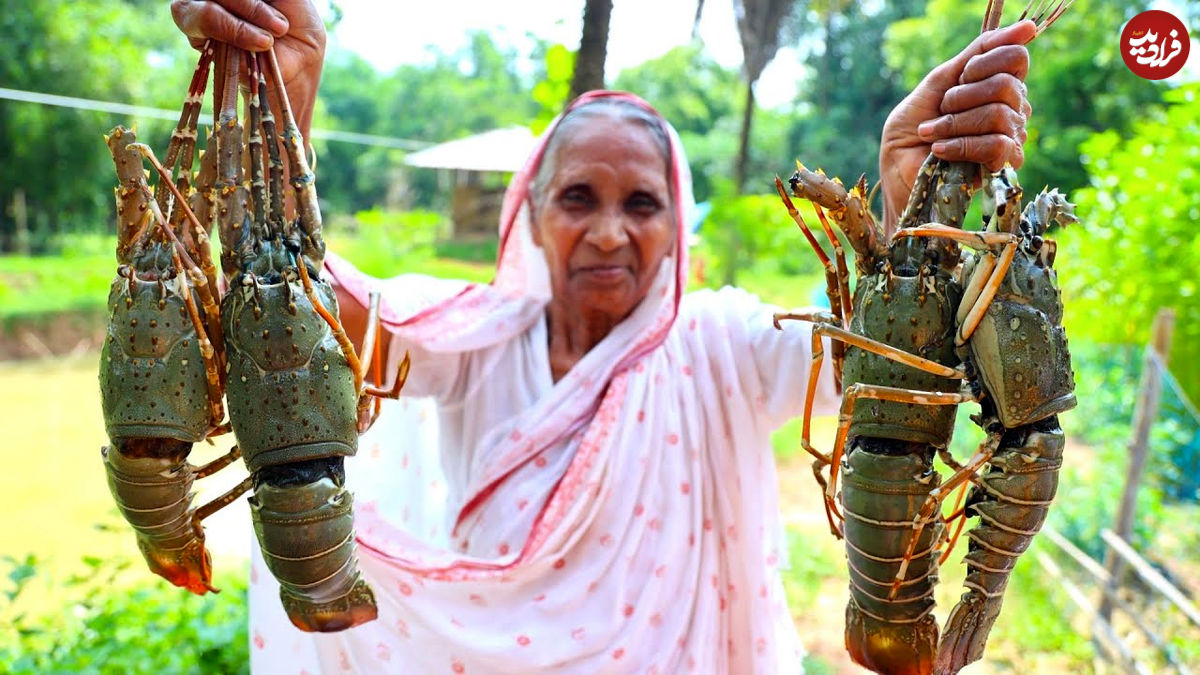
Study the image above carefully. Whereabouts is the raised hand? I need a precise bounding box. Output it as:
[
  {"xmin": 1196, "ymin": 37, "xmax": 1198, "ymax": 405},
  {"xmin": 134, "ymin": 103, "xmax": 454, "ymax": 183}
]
[
  {"xmin": 879, "ymin": 20, "xmax": 1037, "ymax": 229},
  {"xmin": 170, "ymin": 0, "xmax": 326, "ymax": 135}
]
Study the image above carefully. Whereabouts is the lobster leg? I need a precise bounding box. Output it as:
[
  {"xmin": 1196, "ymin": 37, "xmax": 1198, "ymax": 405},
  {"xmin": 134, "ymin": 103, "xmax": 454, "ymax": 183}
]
[
  {"xmin": 810, "ymin": 205, "xmax": 854, "ymax": 327},
  {"xmin": 892, "ymin": 433, "xmax": 1002, "ymax": 599},
  {"xmin": 771, "ymin": 310, "xmax": 841, "ymax": 532},
  {"xmin": 774, "ymin": 177, "xmax": 848, "ymax": 390},
  {"xmin": 955, "ymin": 243, "xmax": 1016, "ymax": 345},
  {"xmin": 131, "ymin": 143, "xmax": 225, "ymax": 427}
]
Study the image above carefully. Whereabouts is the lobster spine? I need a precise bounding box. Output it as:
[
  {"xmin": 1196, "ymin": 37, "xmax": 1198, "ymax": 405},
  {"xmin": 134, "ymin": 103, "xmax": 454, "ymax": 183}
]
[{"xmin": 936, "ymin": 417, "xmax": 1064, "ymax": 673}]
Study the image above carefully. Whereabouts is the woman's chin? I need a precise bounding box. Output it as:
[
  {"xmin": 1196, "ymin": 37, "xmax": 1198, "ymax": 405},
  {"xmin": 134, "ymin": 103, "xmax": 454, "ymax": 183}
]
[{"xmin": 570, "ymin": 284, "xmax": 639, "ymax": 319}]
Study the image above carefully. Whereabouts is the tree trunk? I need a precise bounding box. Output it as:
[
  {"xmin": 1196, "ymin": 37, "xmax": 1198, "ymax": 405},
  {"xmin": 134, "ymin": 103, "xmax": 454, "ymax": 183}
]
[
  {"xmin": 569, "ymin": 0, "xmax": 614, "ymax": 101},
  {"xmin": 734, "ymin": 79, "xmax": 756, "ymax": 194},
  {"xmin": 692, "ymin": 0, "xmax": 706, "ymax": 39}
]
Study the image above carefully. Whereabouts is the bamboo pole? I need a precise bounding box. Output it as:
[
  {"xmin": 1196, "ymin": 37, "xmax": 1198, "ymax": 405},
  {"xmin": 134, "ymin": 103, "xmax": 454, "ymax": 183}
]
[
  {"xmin": 1102, "ymin": 529, "xmax": 1200, "ymax": 630},
  {"xmin": 1043, "ymin": 528, "xmax": 1191, "ymax": 674},
  {"xmin": 1100, "ymin": 308, "xmax": 1175, "ymax": 622},
  {"xmin": 1036, "ymin": 551, "xmax": 1149, "ymax": 674}
]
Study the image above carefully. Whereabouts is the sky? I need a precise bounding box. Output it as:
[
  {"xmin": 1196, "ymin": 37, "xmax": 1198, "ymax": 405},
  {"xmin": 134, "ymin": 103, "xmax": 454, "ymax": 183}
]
[{"xmin": 322, "ymin": 0, "xmax": 807, "ymax": 108}]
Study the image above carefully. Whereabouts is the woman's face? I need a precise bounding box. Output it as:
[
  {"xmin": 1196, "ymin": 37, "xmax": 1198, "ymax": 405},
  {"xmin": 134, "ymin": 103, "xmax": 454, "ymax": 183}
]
[{"xmin": 532, "ymin": 116, "xmax": 675, "ymax": 324}]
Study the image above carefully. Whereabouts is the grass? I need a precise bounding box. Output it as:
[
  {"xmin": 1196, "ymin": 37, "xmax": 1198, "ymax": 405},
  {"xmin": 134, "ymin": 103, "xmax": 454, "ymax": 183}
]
[{"xmin": 0, "ymin": 355, "xmax": 248, "ymax": 623}]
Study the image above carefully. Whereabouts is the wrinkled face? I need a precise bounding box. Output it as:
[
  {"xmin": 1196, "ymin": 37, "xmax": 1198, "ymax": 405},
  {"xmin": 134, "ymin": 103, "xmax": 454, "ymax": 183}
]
[{"xmin": 531, "ymin": 116, "xmax": 675, "ymax": 323}]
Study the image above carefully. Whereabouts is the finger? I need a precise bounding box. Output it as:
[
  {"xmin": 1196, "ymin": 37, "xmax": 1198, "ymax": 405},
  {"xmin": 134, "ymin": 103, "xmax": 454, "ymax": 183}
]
[
  {"xmin": 960, "ymin": 45, "xmax": 1029, "ymax": 85},
  {"xmin": 923, "ymin": 20, "xmax": 1037, "ymax": 90},
  {"xmin": 941, "ymin": 73, "xmax": 1027, "ymax": 115},
  {"xmin": 918, "ymin": 103, "xmax": 1025, "ymax": 143},
  {"xmin": 932, "ymin": 134, "xmax": 1024, "ymax": 172},
  {"xmin": 210, "ymin": 0, "xmax": 290, "ymax": 37},
  {"xmin": 171, "ymin": 1, "xmax": 276, "ymax": 51}
]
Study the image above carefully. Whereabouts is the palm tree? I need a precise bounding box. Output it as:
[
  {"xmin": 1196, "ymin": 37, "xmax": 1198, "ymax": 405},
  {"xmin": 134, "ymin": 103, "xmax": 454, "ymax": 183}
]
[
  {"xmin": 569, "ymin": 0, "xmax": 614, "ymax": 100},
  {"xmin": 732, "ymin": 0, "xmax": 800, "ymax": 193}
]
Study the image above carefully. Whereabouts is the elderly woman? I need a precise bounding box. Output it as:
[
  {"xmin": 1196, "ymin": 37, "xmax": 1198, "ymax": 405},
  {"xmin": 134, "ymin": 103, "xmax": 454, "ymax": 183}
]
[{"xmin": 174, "ymin": 1, "xmax": 1037, "ymax": 672}]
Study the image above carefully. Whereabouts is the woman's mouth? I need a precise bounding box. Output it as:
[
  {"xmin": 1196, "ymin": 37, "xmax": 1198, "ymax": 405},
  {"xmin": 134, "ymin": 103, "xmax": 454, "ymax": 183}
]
[{"xmin": 576, "ymin": 265, "xmax": 630, "ymax": 284}]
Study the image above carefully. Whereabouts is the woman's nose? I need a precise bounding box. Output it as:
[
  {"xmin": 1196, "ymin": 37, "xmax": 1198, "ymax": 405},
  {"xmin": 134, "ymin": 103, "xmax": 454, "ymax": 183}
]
[{"xmin": 583, "ymin": 212, "xmax": 630, "ymax": 251}]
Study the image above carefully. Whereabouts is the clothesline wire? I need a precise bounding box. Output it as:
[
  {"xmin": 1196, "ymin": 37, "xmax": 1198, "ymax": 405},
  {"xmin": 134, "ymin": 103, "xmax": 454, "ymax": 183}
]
[{"xmin": 0, "ymin": 86, "xmax": 432, "ymax": 150}]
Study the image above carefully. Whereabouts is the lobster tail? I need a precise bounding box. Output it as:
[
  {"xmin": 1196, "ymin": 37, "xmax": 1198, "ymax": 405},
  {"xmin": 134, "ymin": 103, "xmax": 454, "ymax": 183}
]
[
  {"xmin": 251, "ymin": 474, "xmax": 377, "ymax": 632},
  {"xmin": 103, "ymin": 440, "xmax": 214, "ymax": 594},
  {"xmin": 843, "ymin": 442, "xmax": 944, "ymax": 675},
  {"xmin": 936, "ymin": 417, "xmax": 1064, "ymax": 674}
]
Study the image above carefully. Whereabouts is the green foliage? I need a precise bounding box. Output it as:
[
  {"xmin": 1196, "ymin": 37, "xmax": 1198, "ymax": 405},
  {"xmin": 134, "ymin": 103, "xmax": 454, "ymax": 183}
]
[
  {"xmin": 1062, "ymin": 84, "xmax": 1200, "ymax": 404},
  {"xmin": 0, "ymin": 0, "xmax": 195, "ymax": 253},
  {"xmin": 982, "ymin": 549, "xmax": 1094, "ymax": 661},
  {"xmin": 316, "ymin": 33, "xmax": 540, "ymax": 214},
  {"xmin": 787, "ymin": 0, "xmax": 923, "ymax": 186},
  {"xmin": 326, "ymin": 209, "xmax": 445, "ymax": 277},
  {"xmin": 1052, "ymin": 343, "xmax": 1175, "ymax": 557},
  {"xmin": 0, "ymin": 234, "xmax": 114, "ymax": 316},
  {"xmin": 615, "ymin": 45, "xmax": 745, "ymax": 202},
  {"xmin": 531, "ymin": 44, "xmax": 575, "ymax": 135},
  {"xmin": 698, "ymin": 180, "xmax": 822, "ymax": 287},
  {"xmin": 1, "ymin": 554, "xmax": 249, "ymax": 674}
]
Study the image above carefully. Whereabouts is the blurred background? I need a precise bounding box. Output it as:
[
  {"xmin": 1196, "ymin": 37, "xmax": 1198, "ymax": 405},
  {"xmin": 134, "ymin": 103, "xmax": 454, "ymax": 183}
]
[{"xmin": 2, "ymin": 0, "xmax": 1199, "ymax": 672}]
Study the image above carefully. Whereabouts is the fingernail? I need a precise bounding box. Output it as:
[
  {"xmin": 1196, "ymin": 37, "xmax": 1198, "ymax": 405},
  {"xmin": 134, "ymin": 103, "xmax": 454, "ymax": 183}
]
[
  {"xmin": 932, "ymin": 141, "xmax": 948, "ymax": 155},
  {"xmin": 917, "ymin": 121, "xmax": 936, "ymax": 140},
  {"xmin": 251, "ymin": 31, "xmax": 273, "ymax": 50}
]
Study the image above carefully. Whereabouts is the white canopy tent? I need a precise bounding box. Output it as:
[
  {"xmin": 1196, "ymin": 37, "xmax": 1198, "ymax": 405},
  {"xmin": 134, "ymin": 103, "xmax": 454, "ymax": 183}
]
[{"xmin": 403, "ymin": 126, "xmax": 538, "ymax": 173}]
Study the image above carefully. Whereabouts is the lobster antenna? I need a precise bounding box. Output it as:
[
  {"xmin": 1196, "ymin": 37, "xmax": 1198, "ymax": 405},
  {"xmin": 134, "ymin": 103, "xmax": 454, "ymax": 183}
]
[
  {"xmin": 982, "ymin": 0, "xmax": 1004, "ymax": 33},
  {"xmin": 1034, "ymin": 0, "xmax": 1074, "ymax": 34}
]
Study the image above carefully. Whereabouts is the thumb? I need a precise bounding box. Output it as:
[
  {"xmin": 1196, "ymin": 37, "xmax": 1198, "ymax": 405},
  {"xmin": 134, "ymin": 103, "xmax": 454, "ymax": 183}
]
[{"xmin": 923, "ymin": 20, "xmax": 1037, "ymax": 89}]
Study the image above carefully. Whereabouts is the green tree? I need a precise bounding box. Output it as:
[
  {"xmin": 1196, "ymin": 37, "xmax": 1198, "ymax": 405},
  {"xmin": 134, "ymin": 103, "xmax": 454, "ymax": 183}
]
[
  {"xmin": 315, "ymin": 32, "xmax": 539, "ymax": 212},
  {"xmin": 785, "ymin": 0, "xmax": 923, "ymax": 188},
  {"xmin": 0, "ymin": 0, "xmax": 194, "ymax": 253},
  {"xmin": 614, "ymin": 44, "xmax": 743, "ymax": 202},
  {"xmin": 731, "ymin": 0, "xmax": 804, "ymax": 193},
  {"xmin": 1060, "ymin": 84, "xmax": 1200, "ymax": 403},
  {"xmin": 569, "ymin": 0, "xmax": 613, "ymax": 100}
]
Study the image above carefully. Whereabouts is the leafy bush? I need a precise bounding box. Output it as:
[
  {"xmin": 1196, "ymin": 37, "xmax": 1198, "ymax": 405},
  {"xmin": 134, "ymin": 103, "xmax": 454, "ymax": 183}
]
[
  {"xmin": 1, "ymin": 554, "xmax": 249, "ymax": 674},
  {"xmin": 1061, "ymin": 84, "xmax": 1200, "ymax": 405},
  {"xmin": 698, "ymin": 179, "xmax": 822, "ymax": 287},
  {"xmin": 328, "ymin": 209, "xmax": 447, "ymax": 277}
]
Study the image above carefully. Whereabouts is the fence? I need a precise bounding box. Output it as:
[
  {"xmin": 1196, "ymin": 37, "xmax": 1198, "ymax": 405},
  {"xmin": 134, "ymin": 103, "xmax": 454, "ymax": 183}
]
[{"xmin": 1036, "ymin": 309, "xmax": 1200, "ymax": 673}]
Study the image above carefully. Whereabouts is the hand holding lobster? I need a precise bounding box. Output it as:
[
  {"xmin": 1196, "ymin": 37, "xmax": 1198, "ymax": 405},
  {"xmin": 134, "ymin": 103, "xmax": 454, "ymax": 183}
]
[
  {"xmin": 101, "ymin": 18, "xmax": 409, "ymax": 630},
  {"xmin": 773, "ymin": 2, "xmax": 1076, "ymax": 673},
  {"xmin": 880, "ymin": 18, "xmax": 1039, "ymax": 231}
]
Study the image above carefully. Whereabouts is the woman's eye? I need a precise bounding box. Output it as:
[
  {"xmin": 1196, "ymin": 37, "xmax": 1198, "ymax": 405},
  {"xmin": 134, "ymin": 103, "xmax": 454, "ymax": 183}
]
[
  {"xmin": 559, "ymin": 188, "xmax": 592, "ymax": 207},
  {"xmin": 627, "ymin": 194, "xmax": 662, "ymax": 214}
]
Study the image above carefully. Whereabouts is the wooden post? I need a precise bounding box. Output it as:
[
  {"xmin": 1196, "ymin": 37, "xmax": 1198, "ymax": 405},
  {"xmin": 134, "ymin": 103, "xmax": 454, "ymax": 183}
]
[
  {"xmin": 12, "ymin": 188, "xmax": 30, "ymax": 255},
  {"xmin": 1099, "ymin": 308, "xmax": 1175, "ymax": 621}
]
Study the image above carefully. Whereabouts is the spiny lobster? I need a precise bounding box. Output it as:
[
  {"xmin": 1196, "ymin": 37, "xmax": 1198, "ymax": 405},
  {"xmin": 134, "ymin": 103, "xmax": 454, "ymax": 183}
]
[
  {"xmin": 100, "ymin": 41, "xmax": 408, "ymax": 632},
  {"xmin": 772, "ymin": 1, "xmax": 1076, "ymax": 672}
]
